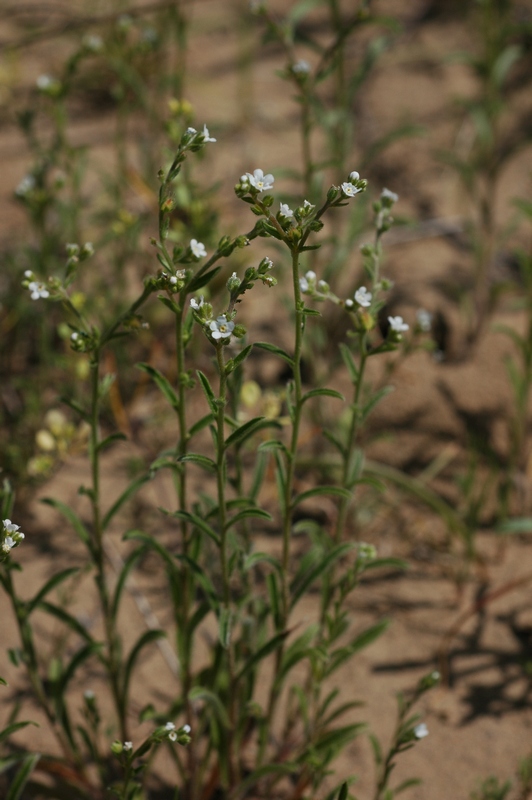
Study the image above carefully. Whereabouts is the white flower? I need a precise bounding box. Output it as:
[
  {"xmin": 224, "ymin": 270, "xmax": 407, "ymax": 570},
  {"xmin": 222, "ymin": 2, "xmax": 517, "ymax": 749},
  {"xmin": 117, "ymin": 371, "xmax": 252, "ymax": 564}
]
[
  {"xmin": 354, "ymin": 287, "xmax": 372, "ymax": 307},
  {"xmin": 123, "ymin": 741, "xmax": 133, "ymax": 751},
  {"xmin": 318, "ymin": 280, "xmax": 328, "ymax": 292},
  {"xmin": 36, "ymin": 74, "xmax": 53, "ymax": 90},
  {"xmin": 341, "ymin": 182, "xmax": 362, "ymax": 198},
  {"xmin": 388, "ymin": 315, "xmax": 409, "ymax": 332},
  {"xmin": 209, "ymin": 315, "xmax": 235, "ymax": 340},
  {"xmin": 349, "ymin": 171, "xmax": 360, "ymax": 181},
  {"xmin": 245, "ymin": 169, "xmax": 274, "ymax": 193},
  {"xmin": 24, "ymin": 270, "xmax": 34, "ymax": 278},
  {"xmin": 28, "ymin": 281, "xmax": 50, "ymax": 300},
  {"xmin": 186, "ymin": 127, "xmax": 197, "ymax": 134},
  {"xmin": 165, "ymin": 722, "xmax": 176, "ymax": 731},
  {"xmin": 3, "ymin": 520, "xmax": 20, "ymax": 534},
  {"xmin": 190, "ymin": 239, "xmax": 207, "ymax": 258},
  {"xmin": 414, "ymin": 723, "xmax": 428, "ymax": 739},
  {"xmin": 293, "ymin": 60, "xmax": 310, "ymax": 74},
  {"xmin": 170, "ymin": 276, "xmax": 178, "ymax": 285},
  {"xmin": 279, "ymin": 203, "xmax": 294, "ymax": 218},
  {"xmin": 84, "ymin": 690, "xmax": 95, "ymax": 700},
  {"xmin": 416, "ymin": 308, "xmax": 432, "ymax": 332},
  {"xmin": 182, "ymin": 724, "xmax": 191, "ymax": 733},
  {"xmin": 345, "ymin": 298, "xmax": 354, "ymax": 308},
  {"xmin": 2, "ymin": 537, "xmax": 14, "ymax": 553},
  {"xmin": 201, "ymin": 124, "xmax": 216, "ymax": 143},
  {"xmin": 305, "ymin": 270, "xmax": 316, "ymax": 281},
  {"xmin": 15, "ymin": 175, "xmax": 36, "ymax": 197},
  {"xmin": 303, "ymin": 200, "xmax": 314, "ymax": 209},
  {"xmin": 190, "ymin": 296, "xmax": 204, "ymax": 310},
  {"xmin": 168, "ymin": 730, "xmax": 177, "ymax": 741},
  {"xmin": 263, "ymin": 257, "xmax": 273, "ymax": 270},
  {"xmin": 381, "ymin": 187, "xmax": 399, "ymax": 203},
  {"xmin": 299, "ymin": 277, "xmax": 309, "ymax": 293}
]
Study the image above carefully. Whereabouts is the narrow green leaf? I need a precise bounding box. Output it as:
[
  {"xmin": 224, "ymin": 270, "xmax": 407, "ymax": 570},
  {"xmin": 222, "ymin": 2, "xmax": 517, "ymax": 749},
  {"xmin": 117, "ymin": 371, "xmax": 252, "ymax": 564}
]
[
  {"xmin": 225, "ymin": 416, "xmax": 266, "ymax": 448},
  {"xmin": 362, "ymin": 558, "xmax": 408, "ymax": 571},
  {"xmin": 254, "ymin": 342, "xmax": 294, "ymax": 368},
  {"xmin": 59, "ymin": 396, "xmax": 90, "ymax": 423},
  {"xmin": 41, "ymin": 499, "xmax": 92, "ymax": 554},
  {"xmin": 290, "ymin": 543, "xmax": 354, "ymax": 608},
  {"xmin": 189, "ymin": 413, "xmax": 215, "ymax": 438},
  {"xmin": 323, "ymin": 430, "xmax": 347, "ymax": 457},
  {"xmin": 0, "ymin": 721, "xmax": 37, "ymax": 746},
  {"xmin": 301, "ymin": 306, "xmax": 321, "ymax": 316},
  {"xmin": 172, "ymin": 510, "xmax": 220, "ymax": 545},
  {"xmin": 225, "ymin": 507, "xmax": 272, "ymax": 530},
  {"xmin": 96, "ymin": 431, "xmax": 128, "ymax": 453},
  {"xmin": 218, "ymin": 607, "xmax": 233, "ymax": 649},
  {"xmin": 60, "ymin": 643, "xmax": 102, "ymax": 693},
  {"xmin": 197, "ymin": 370, "xmax": 218, "ymax": 414},
  {"xmin": 158, "ymin": 295, "xmax": 180, "ymax": 314},
  {"xmin": 188, "ymin": 686, "xmax": 230, "ymax": 728},
  {"xmin": 338, "ymin": 782, "xmax": 349, "ymax": 800},
  {"xmin": 102, "ymin": 474, "xmax": 151, "ymax": 531},
  {"xmin": 6, "ymin": 753, "xmax": 41, "ymax": 800},
  {"xmin": 394, "ymin": 778, "xmax": 422, "ymax": 795},
  {"xmin": 27, "ymin": 568, "xmax": 79, "ymax": 614},
  {"xmin": 178, "ymin": 452, "xmax": 217, "ymax": 473},
  {"xmin": 361, "ymin": 386, "xmax": 394, "ymax": 423},
  {"xmin": 228, "ymin": 343, "xmax": 253, "ymax": 372},
  {"xmin": 39, "ymin": 601, "xmax": 94, "ymax": 643},
  {"xmin": 236, "ymin": 630, "xmax": 287, "ymax": 680},
  {"xmin": 301, "ymin": 388, "xmax": 344, "ymax": 404},
  {"xmin": 231, "ymin": 763, "xmax": 298, "ymax": 799},
  {"xmin": 187, "ymin": 266, "xmax": 221, "ymax": 292},
  {"xmin": 267, "ymin": 572, "xmax": 282, "ymax": 629},
  {"xmin": 112, "ymin": 547, "xmax": 146, "ymax": 619},
  {"xmin": 137, "ymin": 363, "xmax": 179, "ymax": 411},
  {"xmin": 339, "ymin": 343, "xmax": 358, "ymax": 383},
  {"xmin": 123, "ymin": 629, "xmax": 166, "ymax": 704},
  {"xmin": 242, "ymin": 552, "xmax": 280, "ymax": 572},
  {"xmin": 293, "ymin": 485, "xmax": 351, "ymax": 506},
  {"xmin": 257, "ymin": 439, "xmax": 288, "ymax": 456},
  {"xmin": 0, "ymin": 677, "xmax": 7, "ymax": 686}
]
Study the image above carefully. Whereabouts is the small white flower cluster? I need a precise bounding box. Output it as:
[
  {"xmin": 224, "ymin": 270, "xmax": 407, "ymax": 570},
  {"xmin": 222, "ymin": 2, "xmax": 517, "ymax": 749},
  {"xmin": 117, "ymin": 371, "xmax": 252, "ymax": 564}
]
[
  {"xmin": 388, "ymin": 315, "xmax": 409, "ymax": 333},
  {"xmin": 341, "ymin": 170, "xmax": 364, "ymax": 199},
  {"xmin": 299, "ymin": 270, "xmax": 328, "ymax": 296},
  {"xmin": 414, "ymin": 723, "xmax": 428, "ymax": 739},
  {"xmin": 345, "ymin": 286, "xmax": 372, "ymax": 310},
  {"xmin": 190, "ymin": 239, "xmax": 207, "ymax": 259},
  {"xmin": 292, "ymin": 59, "xmax": 311, "ymax": 75},
  {"xmin": 209, "ymin": 315, "xmax": 235, "ymax": 341},
  {"xmin": 241, "ymin": 169, "xmax": 274, "ymax": 193},
  {"xmin": 25, "ymin": 271, "xmax": 50, "ymax": 301},
  {"xmin": 2, "ymin": 519, "xmax": 25, "ymax": 555},
  {"xmin": 165, "ymin": 721, "xmax": 177, "ymax": 741},
  {"xmin": 186, "ymin": 124, "xmax": 216, "ymax": 144}
]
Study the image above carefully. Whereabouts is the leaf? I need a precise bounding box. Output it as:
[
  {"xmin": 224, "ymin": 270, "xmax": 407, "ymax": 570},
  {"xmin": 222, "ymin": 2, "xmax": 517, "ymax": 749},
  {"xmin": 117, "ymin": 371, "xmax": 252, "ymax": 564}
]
[
  {"xmin": 225, "ymin": 507, "xmax": 272, "ymax": 530},
  {"xmin": 59, "ymin": 396, "xmax": 90, "ymax": 423},
  {"xmin": 111, "ymin": 547, "xmax": 146, "ymax": 619},
  {"xmin": 0, "ymin": 721, "xmax": 38, "ymax": 746},
  {"xmin": 301, "ymin": 388, "xmax": 344, "ymax": 404},
  {"xmin": 59, "ymin": 643, "xmax": 102, "ymax": 694},
  {"xmin": 97, "ymin": 432, "xmax": 128, "ymax": 453},
  {"xmin": 257, "ymin": 439, "xmax": 289, "ymax": 456},
  {"xmin": 197, "ymin": 370, "xmax": 218, "ymax": 414},
  {"xmin": 302, "ymin": 306, "xmax": 321, "ymax": 316},
  {"xmin": 362, "ymin": 558, "xmax": 408, "ymax": 572},
  {"xmin": 231, "ymin": 763, "xmax": 298, "ymax": 799},
  {"xmin": 188, "ymin": 686, "xmax": 230, "ymax": 728},
  {"xmin": 41, "ymin": 499, "xmax": 93, "ymax": 554},
  {"xmin": 236, "ymin": 630, "xmax": 288, "ymax": 680},
  {"xmin": 137, "ymin": 363, "xmax": 179, "ymax": 411},
  {"xmin": 323, "ymin": 430, "xmax": 347, "ymax": 458},
  {"xmin": 339, "ymin": 343, "xmax": 359, "ymax": 383},
  {"xmin": 267, "ymin": 572, "xmax": 282, "ymax": 629},
  {"xmin": 325, "ymin": 620, "xmax": 390, "ymax": 676},
  {"xmin": 123, "ymin": 629, "xmax": 166, "ymax": 705},
  {"xmin": 39, "ymin": 602, "xmax": 94, "ymax": 643},
  {"xmin": 178, "ymin": 453, "xmax": 217, "ymax": 474},
  {"xmin": 171, "ymin": 510, "xmax": 220, "ymax": 545},
  {"xmin": 27, "ymin": 568, "xmax": 79, "ymax": 614},
  {"xmin": 242, "ymin": 552, "xmax": 280, "ymax": 572},
  {"xmin": 189, "ymin": 413, "xmax": 215, "ymax": 438},
  {"xmin": 218, "ymin": 607, "xmax": 233, "ymax": 649},
  {"xmin": 102, "ymin": 474, "xmax": 151, "ymax": 531},
  {"xmin": 0, "ymin": 677, "xmax": 7, "ymax": 686},
  {"xmin": 254, "ymin": 342, "xmax": 294, "ymax": 368},
  {"xmin": 313, "ymin": 723, "xmax": 366, "ymax": 754},
  {"xmin": 225, "ymin": 416, "xmax": 266, "ymax": 448},
  {"xmin": 361, "ymin": 386, "xmax": 394, "ymax": 423},
  {"xmin": 497, "ymin": 517, "xmax": 532, "ymax": 534},
  {"xmin": 492, "ymin": 44, "xmax": 522, "ymax": 87},
  {"xmin": 6, "ymin": 753, "xmax": 41, "ymax": 800},
  {"xmin": 290, "ymin": 543, "xmax": 354, "ymax": 608},
  {"xmin": 158, "ymin": 295, "xmax": 180, "ymax": 314},
  {"xmin": 227, "ymin": 343, "xmax": 253, "ymax": 372},
  {"xmin": 187, "ymin": 266, "xmax": 221, "ymax": 292},
  {"xmin": 293, "ymin": 485, "xmax": 351, "ymax": 506}
]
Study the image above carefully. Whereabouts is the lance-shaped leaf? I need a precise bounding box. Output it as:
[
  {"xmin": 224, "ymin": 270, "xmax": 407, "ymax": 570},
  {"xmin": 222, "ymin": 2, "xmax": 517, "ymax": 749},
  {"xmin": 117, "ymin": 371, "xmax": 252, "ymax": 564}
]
[
  {"xmin": 102, "ymin": 473, "xmax": 151, "ymax": 531},
  {"xmin": 137, "ymin": 363, "xmax": 179, "ymax": 411},
  {"xmin": 290, "ymin": 543, "xmax": 354, "ymax": 608},
  {"xmin": 325, "ymin": 620, "xmax": 390, "ymax": 677},
  {"xmin": 123, "ymin": 629, "xmax": 166, "ymax": 705},
  {"xmin": 96, "ymin": 431, "xmax": 128, "ymax": 453},
  {"xmin": 41, "ymin": 499, "xmax": 93, "ymax": 555},
  {"xmin": 218, "ymin": 607, "xmax": 233, "ymax": 649},
  {"xmin": 6, "ymin": 753, "xmax": 41, "ymax": 800},
  {"xmin": 188, "ymin": 686, "xmax": 230, "ymax": 728},
  {"xmin": 197, "ymin": 370, "xmax": 218, "ymax": 415},
  {"xmin": 112, "ymin": 546, "xmax": 146, "ymax": 619},
  {"xmin": 187, "ymin": 265, "xmax": 221, "ymax": 292},
  {"xmin": 0, "ymin": 721, "xmax": 38, "ymax": 746},
  {"xmin": 178, "ymin": 452, "xmax": 217, "ymax": 474},
  {"xmin": 225, "ymin": 343, "xmax": 253, "ymax": 374},
  {"xmin": 172, "ymin": 510, "xmax": 220, "ymax": 545},
  {"xmin": 27, "ymin": 568, "xmax": 79, "ymax": 614},
  {"xmin": 231, "ymin": 763, "xmax": 298, "ymax": 800},
  {"xmin": 236, "ymin": 630, "xmax": 288, "ymax": 681},
  {"xmin": 225, "ymin": 416, "xmax": 266, "ymax": 449},
  {"xmin": 301, "ymin": 388, "xmax": 344, "ymax": 404},
  {"xmin": 189, "ymin": 413, "xmax": 215, "ymax": 438},
  {"xmin": 242, "ymin": 552, "xmax": 281, "ymax": 572},
  {"xmin": 254, "ymin": 342, "xmax": 294, "ymax": 368},
  {"xmin": 225, "ymin": 507, "xmax": 272, "ymax": 531},
  {"xmin": 39, "ymin": 601, "xmax": 95, "ymax": 644},
  {"xmin": 293, "ymin": 485, "xmax": 351, "ymax": 507},
  {"xmin": 339, "ymin": 343, "xmax": 358, "ymax": 383}
]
